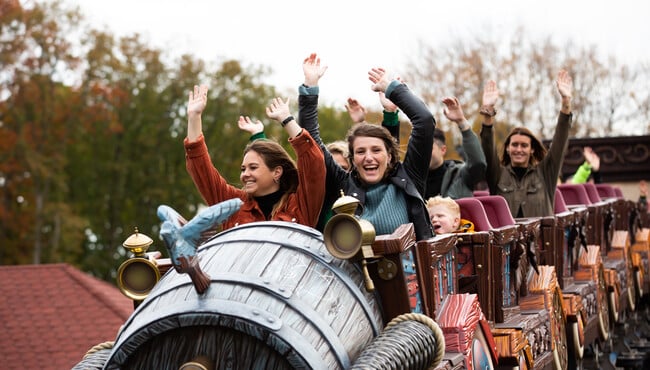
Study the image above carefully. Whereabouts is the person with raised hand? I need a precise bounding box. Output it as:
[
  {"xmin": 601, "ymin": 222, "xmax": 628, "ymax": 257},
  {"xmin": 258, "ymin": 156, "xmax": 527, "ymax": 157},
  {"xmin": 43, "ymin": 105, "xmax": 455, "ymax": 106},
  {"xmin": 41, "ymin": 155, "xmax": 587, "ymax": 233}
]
[
  {"xmin": 347, "ymin": 87, "xmax": 401, "ymax": 142},
  {"xmin": 424, "ymin": 96, "xmax": 487, "ymax": 199},
  {"xmin": 299, "ymin": 53, "xmax": 435, "ymax": 241},
  {"xmin": 569, "ymin": 146, "xmax": 601, "ymax": 184},
  {"xmin": 184, "ymin": 84, "xmax": 325, "ymax": 229},
  {"xmin": 480, "ymin": 70, "xmax": 573, "ymax": 217},
  {"xmin": 345, "ymin": 97, "xmax": 368, "ymax": 124},
  {"xmin": 237, "ymin": 115, "xmax": 265, "ymax": 141}
]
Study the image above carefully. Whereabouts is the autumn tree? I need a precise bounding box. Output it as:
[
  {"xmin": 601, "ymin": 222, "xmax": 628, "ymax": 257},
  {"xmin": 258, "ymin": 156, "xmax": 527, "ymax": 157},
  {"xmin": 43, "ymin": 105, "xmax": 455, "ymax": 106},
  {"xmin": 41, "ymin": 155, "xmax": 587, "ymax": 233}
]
[
  {"xmin": 0, "ymin": 0, "xmax": 87, "ymax": 265},
  {"xmin": 403, "ymin": 26, "xmax": 650, "ymax": 150},
  {"xmin": 1, "ymin": 0, "xmax": 280, "ymax": 281}
]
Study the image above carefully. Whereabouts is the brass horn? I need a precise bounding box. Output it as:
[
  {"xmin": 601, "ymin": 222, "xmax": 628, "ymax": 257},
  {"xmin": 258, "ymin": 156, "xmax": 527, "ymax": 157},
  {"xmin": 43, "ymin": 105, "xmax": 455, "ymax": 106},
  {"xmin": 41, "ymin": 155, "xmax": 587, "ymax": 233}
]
[
  {"xmin": 117, "ymin": 228, "xmax": 161, "ymax": 302},
  {"xmin": 324, "ymin": 213, "xmax": 376, "ymax": 259},
  {"xmin": 323, "ymin": 191, "xmax": 377, "ymax": 291}
]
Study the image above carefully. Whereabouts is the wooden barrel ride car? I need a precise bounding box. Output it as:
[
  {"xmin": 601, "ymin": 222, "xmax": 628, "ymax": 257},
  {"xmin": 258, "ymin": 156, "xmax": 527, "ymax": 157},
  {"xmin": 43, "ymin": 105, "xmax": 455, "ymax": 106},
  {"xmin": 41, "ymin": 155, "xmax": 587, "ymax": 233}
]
[{"xmin": 102, "ymin": 221, "xmax": 384, "ymax": 370}]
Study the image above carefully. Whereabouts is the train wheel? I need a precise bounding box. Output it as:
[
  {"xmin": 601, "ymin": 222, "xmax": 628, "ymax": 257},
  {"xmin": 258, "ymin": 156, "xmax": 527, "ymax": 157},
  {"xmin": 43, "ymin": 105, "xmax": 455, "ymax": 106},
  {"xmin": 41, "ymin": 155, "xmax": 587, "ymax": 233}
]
[
  {"xmin": 633, "ymin": 268, "xmax": 644, "ymax": 304},
  {"xmin": 551, "ymin": 287, "xmax": 569, "ymax": 370},
  {"xmin": 608, "ymin": 287, "xmax": 619, "ymax": 324},
  {"xmin": 628, "ymin": 284, "xmax": 636, "ymax": 312},
  {"xmin": 566, "ymin": 309, "xmax": 585, "ymax": 370},
  {"xmin": 469, "ymin": 326, "xmax": 495, "ymax": 370},
  {"xmin": 596, "ymin": 265, "xmax": 610, "ymax": 342}
]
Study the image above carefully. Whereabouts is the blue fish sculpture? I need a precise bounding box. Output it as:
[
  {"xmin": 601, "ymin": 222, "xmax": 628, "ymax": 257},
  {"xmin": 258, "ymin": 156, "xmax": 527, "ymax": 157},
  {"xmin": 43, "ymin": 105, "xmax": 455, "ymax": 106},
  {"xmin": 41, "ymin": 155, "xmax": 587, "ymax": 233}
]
[{"xmin": 157, "ymin": 198, "xmax": 242, "ymax": 294}]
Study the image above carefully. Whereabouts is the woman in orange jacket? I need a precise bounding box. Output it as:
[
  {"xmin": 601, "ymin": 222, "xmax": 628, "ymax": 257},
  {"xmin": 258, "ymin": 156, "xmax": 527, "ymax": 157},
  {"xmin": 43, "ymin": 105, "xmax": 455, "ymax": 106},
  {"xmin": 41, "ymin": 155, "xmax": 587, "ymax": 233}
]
[{"xmin": 184, "ymin": 85, "xmax": 325, "ymax": 229}]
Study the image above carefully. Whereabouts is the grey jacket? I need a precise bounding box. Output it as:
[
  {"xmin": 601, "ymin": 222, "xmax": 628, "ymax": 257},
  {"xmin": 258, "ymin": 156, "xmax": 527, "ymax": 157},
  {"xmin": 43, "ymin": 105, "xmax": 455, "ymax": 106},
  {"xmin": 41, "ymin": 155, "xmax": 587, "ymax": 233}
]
[
  {"xmin": 425, "ymin": 128, "xmax": 487, "ymax": 199},
  {"xmin": 480, "ymin": 112, "xmax": 572, "ymax": 217}
]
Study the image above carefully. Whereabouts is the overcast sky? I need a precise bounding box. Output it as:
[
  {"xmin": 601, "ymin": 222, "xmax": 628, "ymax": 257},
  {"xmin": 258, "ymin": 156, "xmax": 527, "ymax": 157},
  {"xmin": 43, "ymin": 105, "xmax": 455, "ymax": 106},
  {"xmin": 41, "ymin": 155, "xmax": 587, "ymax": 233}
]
[{"xmin": 56, "ymin": 0, "xmax": 650, "ymax": 108}]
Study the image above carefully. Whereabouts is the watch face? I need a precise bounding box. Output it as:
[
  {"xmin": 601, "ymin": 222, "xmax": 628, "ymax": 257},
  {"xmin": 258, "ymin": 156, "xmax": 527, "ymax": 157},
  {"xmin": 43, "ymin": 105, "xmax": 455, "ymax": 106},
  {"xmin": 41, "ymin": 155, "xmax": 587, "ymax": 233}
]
[{"xmin": 471, "ymin": 327, "xmax": 494, "ymax": 370}]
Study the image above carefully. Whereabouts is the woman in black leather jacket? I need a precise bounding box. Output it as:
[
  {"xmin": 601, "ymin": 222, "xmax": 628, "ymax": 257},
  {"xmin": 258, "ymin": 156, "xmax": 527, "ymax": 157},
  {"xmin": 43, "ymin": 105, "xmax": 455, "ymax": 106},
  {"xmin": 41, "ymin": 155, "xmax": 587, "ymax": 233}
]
[{"xmin": 298, "ymin": 53, "xmax": 435, "ymax": 241}]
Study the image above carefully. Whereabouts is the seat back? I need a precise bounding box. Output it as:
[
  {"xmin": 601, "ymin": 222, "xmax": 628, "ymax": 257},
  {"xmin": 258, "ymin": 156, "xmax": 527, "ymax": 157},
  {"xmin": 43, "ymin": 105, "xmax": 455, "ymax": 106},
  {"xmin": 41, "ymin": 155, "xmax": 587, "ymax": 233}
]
[
  {"xmin": 474, "ymin": 195, "xmax": 516, "ymax": 228},
  {"xmin": 555, "ymin": 188, "xmax": 569, "ymax": 213},
  {"xmin": 583, "ymin": 183, "xmax": 602, "ymax": 203},
  {"xmin": 558, "ymin": 183, "xmax": 593, "ymax": 206},
  {"xmin": 614, "ymin": 187, "xmax": 624, "ymax": 198},
  {"xmin": 473, "ymin": 190, "xmax": 490, "ymax": 197},
  {"xmin": 595, "ymin": 184, "xmax": 618, "ymax": 199},
  {"xmin": 456, "ymin": 197, "xmax": 493, "ymax": 232}
]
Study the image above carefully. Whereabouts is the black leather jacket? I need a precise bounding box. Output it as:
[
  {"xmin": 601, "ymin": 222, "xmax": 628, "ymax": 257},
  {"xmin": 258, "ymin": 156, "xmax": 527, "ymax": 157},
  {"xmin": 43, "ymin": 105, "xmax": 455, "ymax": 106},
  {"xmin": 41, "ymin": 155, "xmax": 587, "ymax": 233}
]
[{"xmin": 299, "ymin": 82, "xmax": 435, "ymax": 241}]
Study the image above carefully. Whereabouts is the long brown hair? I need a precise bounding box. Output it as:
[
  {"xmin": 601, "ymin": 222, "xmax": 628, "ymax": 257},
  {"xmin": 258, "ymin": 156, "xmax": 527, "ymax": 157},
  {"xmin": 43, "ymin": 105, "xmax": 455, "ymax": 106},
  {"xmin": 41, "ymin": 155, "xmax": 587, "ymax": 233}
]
[
  {"xmin": 243, "ymin": 139, "xmax": 298, "ymax": 215},
  {"xmin": 346, "ymin": 123, "xmax": 400, "ymax": 180},
  {"xmin": 501, "ymin": 126, "xmax": 547, "ymax": 166}
]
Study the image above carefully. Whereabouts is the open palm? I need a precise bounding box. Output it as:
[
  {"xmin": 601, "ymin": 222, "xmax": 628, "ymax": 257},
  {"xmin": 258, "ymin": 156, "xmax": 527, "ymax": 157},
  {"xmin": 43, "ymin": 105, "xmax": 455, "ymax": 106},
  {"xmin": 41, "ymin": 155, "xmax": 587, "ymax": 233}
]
[
  {"xmin": 556, "ymin": 69, "xmax": 573, "ymax": 99},
  {"xmin": 482, "ymin": 80, "xmax": 499, "ymax": 107},
  {"xmin": 187, "ymin": 85, "xmax": 208, "ymax": 115}
]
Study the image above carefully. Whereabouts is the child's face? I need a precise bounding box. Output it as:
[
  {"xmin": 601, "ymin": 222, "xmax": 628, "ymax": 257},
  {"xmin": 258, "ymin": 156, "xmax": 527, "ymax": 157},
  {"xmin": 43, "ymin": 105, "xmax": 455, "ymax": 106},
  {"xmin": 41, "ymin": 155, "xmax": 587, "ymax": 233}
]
[{"xmin": 428, "ymin": 205, "xmax": 460, "ymax": 234}]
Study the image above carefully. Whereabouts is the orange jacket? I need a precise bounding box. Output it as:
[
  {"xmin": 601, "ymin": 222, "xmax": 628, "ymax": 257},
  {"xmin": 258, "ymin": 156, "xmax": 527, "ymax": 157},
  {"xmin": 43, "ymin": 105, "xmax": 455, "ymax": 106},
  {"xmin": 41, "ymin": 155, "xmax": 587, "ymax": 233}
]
[{"xmin": 184, "ymin": 129, "xmax": 325, "ymax": 229}]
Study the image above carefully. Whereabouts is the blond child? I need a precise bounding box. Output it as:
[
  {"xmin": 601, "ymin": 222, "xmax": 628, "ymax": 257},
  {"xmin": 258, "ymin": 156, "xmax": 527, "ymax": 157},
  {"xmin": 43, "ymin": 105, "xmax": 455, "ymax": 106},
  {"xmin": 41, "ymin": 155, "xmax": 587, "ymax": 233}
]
[
  {"xmin": 427, "ymin": 196, "xmax": 475, "ymax": 279},
  {"xmin": 426, "ymin": 196, "xmax": 474, "ymax": 234}
]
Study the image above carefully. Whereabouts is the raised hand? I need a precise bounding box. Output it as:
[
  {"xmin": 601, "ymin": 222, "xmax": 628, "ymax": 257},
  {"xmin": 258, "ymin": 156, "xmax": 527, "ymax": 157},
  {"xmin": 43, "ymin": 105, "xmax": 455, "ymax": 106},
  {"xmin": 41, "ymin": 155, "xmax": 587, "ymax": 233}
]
[
  {"xmin": 265, "ymin": 97, "xmax": 291, "ymax": 122},
  {"xmin": 583, "ymin": 146, "xmax": 600, "ymax": 171},
  {"xmin": 442, "ymin": 96, "xmax": 466, "ymax": 123},
  {"xmin": 238, "ymin": 116, "xmax": 264, "ymax": 135},
  {"xmin": 345, "ymin": 98, "xmax": 367, "ymax": 123},
  {"xmin": 556, "ymin": 69, "xmax": 573, "ymax": 99},
  {"xmin": 187, "ymin": 84, "xmax": 208, "ymax": 116},
  {"xmin": 303, "ymin": 53, "xmax": 328, "ymax": 87},
  {"xmin": 482, "ymin": 80, "xmax": 499, "ymax": 107},
  {"xmin": 368, "ymin": 67, "xmax": 391, "ymax": 93}
]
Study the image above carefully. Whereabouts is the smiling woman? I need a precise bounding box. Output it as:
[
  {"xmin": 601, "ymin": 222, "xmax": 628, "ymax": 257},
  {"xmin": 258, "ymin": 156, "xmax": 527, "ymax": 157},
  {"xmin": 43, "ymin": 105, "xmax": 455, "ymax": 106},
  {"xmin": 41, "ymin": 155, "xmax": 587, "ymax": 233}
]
[
  {"xmin": 183, "ymin": 85, "xmax": 325, "ymax": 229},
  {"xmin": 298, "ymin": 54, "xmax": 436, "ymax": 241},
  {"xmin": 480, "ymin": 71, "xmax": 574, "ymax": 218}
]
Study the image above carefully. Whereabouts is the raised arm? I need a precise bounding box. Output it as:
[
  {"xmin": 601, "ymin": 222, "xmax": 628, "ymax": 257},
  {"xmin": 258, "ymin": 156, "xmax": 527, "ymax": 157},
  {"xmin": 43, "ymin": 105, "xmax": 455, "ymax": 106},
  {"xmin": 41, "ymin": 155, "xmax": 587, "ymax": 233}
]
[
  {"xmin": 187, "ymin": 84, "xmax": 208, "ymax": 142},
  {"xmin": 541, "ymin": 69, "xmax": 573, "ymax": 189},
  {"xmin": 571, "ymin": 146, "xmax": 599, "ymax": 184},
  {"xmin": 369, "ymin": 67, "xmax": 435, "ymax": 196},
  {"xmin": 442, "ymin": 96, "xmax": 486, "ymax": 188},
  {"xmin": 583, "ymin": 147, "xmax": 600, "ymax": 172},
  {"xmin": 379, "ymin": 91, "xmax": 400, "ymax": 143},
  {"xmin": 238, "ymin": 116, "xmax": 266, "ymax": 141},
  {"xmin": 297, "ymin": 53, "xmax": 348, "ymax": 222},
  {"xmin": 479, "ymin": 80, "xmax": 501, "ymax": 194},
  {"xmin": 297, "ymin": 53, "xmax": 328, "ymax": 147},
  {"xmin": 265, "ymin": 96, "xmax": 325, "ymax": 227},
  {"xmin": 557, "ymin": 69, "xmax": 573, "ymax": 115},
  {"xmin": 345, "ymin": 97, "xmax": 367, "ymax": 124},
  {"xmin": 184, "ymin": 84, "xmax": 244, "ymax": 205},
  {"xmin": 265, "ymin": 97, "xmax": 301, "ymax": 138}
]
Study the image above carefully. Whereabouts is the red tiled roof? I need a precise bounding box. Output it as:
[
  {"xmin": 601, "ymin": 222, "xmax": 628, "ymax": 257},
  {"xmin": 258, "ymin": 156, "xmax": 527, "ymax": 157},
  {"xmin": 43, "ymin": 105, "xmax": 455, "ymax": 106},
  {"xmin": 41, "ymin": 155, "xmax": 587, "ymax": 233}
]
[{"xmin": 0, "ymin": 263, "xmax": 134, "ymax": 370}]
